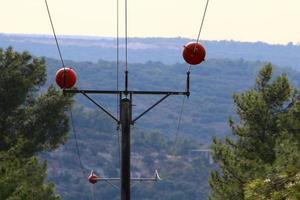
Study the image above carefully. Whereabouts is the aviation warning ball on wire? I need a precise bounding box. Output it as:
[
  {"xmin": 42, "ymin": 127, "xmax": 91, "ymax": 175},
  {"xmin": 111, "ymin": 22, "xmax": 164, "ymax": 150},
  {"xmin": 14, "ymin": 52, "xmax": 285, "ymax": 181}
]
[
  {"xmin": 55, "ymin": 67, "xmax": 77, "ymax": 89},
  {"xmin": 183, "ymin": 42, "xmax": 206, "ymax": 65}
]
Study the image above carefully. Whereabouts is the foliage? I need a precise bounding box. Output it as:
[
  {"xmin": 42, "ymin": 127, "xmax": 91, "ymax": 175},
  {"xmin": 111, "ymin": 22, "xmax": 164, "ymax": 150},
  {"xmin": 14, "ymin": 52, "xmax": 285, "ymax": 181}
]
[
  {"xmin": 209, "ymin": 63, "xmax": 300, "ymax": 199},
  {"xmin": 0, "ymin": 153, "xmax": 59, "ymax": 200},
  {"xmin": 0, "ymin": 47, "xmax": 73, "ymax": 199}
]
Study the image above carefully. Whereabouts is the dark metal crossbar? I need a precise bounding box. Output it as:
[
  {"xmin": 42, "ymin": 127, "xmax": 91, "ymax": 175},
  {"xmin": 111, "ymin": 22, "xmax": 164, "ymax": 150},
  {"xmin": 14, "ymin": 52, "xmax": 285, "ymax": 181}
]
[
  {"xmin": 132, "ymin": 94, "xmax": 170, "ymax": 123},
  {"xmin": 64, "ymin": 89, "xmax": 189, "ymax": 123},
  {"xmin": 64, "ymin": 89, "xmax": 189, "ymax": 96},
  {"xmin": 95, "ymin": 170, "xmax": 162, "ymax": 182},
  {"xmin": 80, "ymin": 92, "xmax": 119, "ymax": 123}
]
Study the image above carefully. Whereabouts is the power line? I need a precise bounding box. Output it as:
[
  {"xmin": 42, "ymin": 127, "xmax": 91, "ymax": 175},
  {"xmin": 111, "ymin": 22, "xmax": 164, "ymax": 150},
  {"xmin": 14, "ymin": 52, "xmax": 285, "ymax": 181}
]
[
  {"xmin": 44, "ymin": 0, "xmax": 65, "ymax": 67},
  {"xmin": 125, "ymin": 0, "xmax": 128, "ymax": 71},
  {"xmin": 116, "ymin": 0, "xmax": 120, "ymax": 114},
  {"xmin": 44, "ymin": 0, "xmax": 121, "ymax": 193},
  {"xmin": 196, "ymin": 0, "xmax": 210, "ymax": 43},
  {"xmin": 171, "ymin": 96, "xmax": 187, "ymax": 154},
  {"xmin": 173, "ymin": 0, "xmax": 210, "ymax": 153},
  {"xmin": 116, "ymin": 0, "xmax": 121, "ymax": 173},
  {"xmin": 69, "ymin": 107, "xmax": 85, "ymax": 174},
  {"xmin": 44, "ymin": 0, "xmax": 85, "ymax": 173}
]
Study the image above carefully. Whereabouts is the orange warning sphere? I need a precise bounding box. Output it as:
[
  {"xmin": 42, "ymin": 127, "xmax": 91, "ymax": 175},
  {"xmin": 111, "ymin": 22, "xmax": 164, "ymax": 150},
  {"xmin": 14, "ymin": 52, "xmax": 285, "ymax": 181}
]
[
  {"xmin": 88, "ymin": 171, "xmax": 98, "ymax": 184},
  {"xmin": 183, "ymin": 42, "xmax": 206, "ymax": 65},
  {"xmin": 55, "ymin": 67, "xmax": 77, "ymax": 89}
]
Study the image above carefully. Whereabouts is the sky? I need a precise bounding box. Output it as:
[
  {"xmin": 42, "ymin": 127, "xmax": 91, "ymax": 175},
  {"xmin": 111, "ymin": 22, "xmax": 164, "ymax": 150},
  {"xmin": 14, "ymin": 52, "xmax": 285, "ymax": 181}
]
[{"xmin": 1, "ymin": 0, "xmax": 300, "ymax": 44}]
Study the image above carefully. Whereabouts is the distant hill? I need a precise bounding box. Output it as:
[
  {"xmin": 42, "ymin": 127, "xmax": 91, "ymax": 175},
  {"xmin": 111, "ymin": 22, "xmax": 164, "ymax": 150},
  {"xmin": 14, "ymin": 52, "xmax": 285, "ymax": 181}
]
[
  {"xmin": 44, "ymin": 57, "xmax": 300, "ymax": 144},
  {"xmin": 1, "ymin": 33, "xmax": 300, "ymax": 70}
]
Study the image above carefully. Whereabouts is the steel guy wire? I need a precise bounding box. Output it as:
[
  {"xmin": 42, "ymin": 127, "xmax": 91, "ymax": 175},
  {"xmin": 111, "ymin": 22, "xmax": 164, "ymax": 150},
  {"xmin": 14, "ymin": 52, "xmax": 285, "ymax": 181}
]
[{"xmin": 125, "ymin": 0, "xmax": 128, "ymax": 72}]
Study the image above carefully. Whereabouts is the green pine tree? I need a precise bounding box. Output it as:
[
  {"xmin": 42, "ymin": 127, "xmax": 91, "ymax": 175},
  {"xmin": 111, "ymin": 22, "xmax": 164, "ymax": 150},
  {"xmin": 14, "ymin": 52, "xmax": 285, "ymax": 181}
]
[
  {"xmin": 0, "ymin": 47, "xmax": 73, "ymax": 199},
  {"xmin": 209, "ymin": 63, "xmax": 300, "ymax": 200}
]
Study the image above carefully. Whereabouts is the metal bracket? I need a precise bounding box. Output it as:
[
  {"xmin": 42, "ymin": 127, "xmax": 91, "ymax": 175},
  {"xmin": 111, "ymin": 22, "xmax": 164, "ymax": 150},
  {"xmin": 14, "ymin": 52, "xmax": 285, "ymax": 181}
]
[
  {"xmin": 80, "ymin": 91, "xmax": 119, "ymax": 123},
  {"xmin": 132, "ymin": 94, "xmax": 170, "ymax": 123},
  {"xmin": 92, "ymin": 170, "xmax": 162, "ymax": 182}
]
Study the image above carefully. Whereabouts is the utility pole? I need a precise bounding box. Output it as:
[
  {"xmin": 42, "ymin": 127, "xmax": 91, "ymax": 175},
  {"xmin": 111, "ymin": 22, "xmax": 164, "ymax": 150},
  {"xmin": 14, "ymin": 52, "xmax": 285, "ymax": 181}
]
[
  {"xmin": 46, "ymin": 0, "xmax": 208, "ymax": 197},
  {"xmin": 64, "ymin": 71, "xmax": 190, "ymax": 200},
  {"xmin": 120, "ymin": 97, "xmax": 131, "ymax": 200}
]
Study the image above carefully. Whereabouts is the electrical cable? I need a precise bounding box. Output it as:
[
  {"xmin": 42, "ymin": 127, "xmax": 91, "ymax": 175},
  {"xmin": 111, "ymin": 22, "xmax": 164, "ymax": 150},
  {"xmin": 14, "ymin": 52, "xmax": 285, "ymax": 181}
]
[
  {"xmin": 125, "ymin": 0, "xmax": 128, "ymax": 72},
  {"xmin": 44, "ymin": 0, "xmax": 85, "ymax": 174},
  {"xmin": 116, "ymin": 0, "xmax": 122, "ymax": 183},
  {"xmin": 105, "ymin": 180, "xmax": 120, "ymax": 190},
  {"xmin": 44, "ymin": 0, "xmax": 119, "ymax": 194},
  {"xmin": 124, "ymin": 0, "xmax": 129, "ymax": 95},
  {"xmin": 44, "ymin": 0, "xmax": 65, "ymax": 68},
  {"xmin": 91, "ymin": 185, "xmax": 96, "ymax": 200},
  {"xmin": 171, "ymin": 96, "xmax": 187, "ymax": 155},
  {"xmin": 172, "ymin": 0, "xmax": 210, "ymax": 154},
  {"xmin": 196, "ymin": 0, "xmax": 210, "ymax": 43},
  {"xmin": 171, "ymin": 64, "xmax": 191, "ymax": 155},
  {"xmin": 116, "ymin": 0, "xmax": 120, "ymax": 113},
  {"xmin": 70, "ymin": 108, "xmax": 85, "ymax": 174},
  {"xmin": 44, "ymin": 1, "xmax": 96, "ymax": 198}
]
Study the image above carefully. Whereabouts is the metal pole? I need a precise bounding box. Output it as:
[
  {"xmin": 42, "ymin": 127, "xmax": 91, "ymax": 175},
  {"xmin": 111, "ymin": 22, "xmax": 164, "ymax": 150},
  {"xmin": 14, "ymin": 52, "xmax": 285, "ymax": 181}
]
[{"xmin": 120, "ymin": 98, "xmax": 131, "ymax": 200}]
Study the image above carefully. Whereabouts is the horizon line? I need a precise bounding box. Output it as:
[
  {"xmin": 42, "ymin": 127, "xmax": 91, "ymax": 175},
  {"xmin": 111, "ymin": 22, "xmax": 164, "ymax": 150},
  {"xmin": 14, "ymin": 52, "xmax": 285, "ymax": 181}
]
[{"xmin": 1, "ymin": 32, "xmax": 299, "ymax": 46}]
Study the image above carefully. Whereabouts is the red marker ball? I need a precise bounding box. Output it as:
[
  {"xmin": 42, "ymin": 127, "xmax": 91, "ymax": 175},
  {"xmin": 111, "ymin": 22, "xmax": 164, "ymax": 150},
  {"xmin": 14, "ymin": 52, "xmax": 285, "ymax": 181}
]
[
  {"xmin": 88, "ymin": 171, "xmax": 98, "ymax": 184},
  {"xmin": 183, "ymin": 42, "xmax": 206, "ymax": 65},
  {"xmin": 55, "ymin": 67, "xmax": 77, "ymax": 89}
]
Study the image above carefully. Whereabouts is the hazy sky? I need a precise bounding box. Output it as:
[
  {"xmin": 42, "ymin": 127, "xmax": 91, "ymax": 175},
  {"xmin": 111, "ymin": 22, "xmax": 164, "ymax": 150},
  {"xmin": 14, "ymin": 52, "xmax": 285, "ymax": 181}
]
[{"xmin": 1, "ymin": 0, "xmax": 300, "ymax": 44}]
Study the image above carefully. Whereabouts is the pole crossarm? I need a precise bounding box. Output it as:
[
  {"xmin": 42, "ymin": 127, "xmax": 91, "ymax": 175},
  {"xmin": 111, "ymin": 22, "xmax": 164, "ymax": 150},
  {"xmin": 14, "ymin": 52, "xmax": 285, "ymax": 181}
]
[
  {"xmin": 95, "ymin": 177, "xmax": 159, "ymax": 181},
  {"xmin": 63, "ymin": 88, "xmax": 188, "ymax": 200},
  {"xmin": 133, "ymin": 94, "xmax": 170, "ymax": 123},
  {"xmin": 64, "ymin": 89, "xmax": 189, "ymax": 96},
  {"xmin": 63, "ymin": 89, "xmax": 189, "ymax": 124},
  {"xmin": 95, "ymin": 170, "xmax": 162, "ymax": 182}
]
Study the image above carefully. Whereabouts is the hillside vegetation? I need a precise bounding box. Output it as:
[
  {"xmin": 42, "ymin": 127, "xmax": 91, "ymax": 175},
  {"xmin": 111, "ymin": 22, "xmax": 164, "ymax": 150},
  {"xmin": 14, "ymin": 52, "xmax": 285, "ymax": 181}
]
[
  {"xmin": 42, "ymin": 57, "xmax": 300, "ymax": 199},
  {"xmin": 43, "ymin": 105, "xmax": 212, "ymax": 200},
  {"xmin": 45, "ymin": 58, "xmax": 300, "ymax": 142}
]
